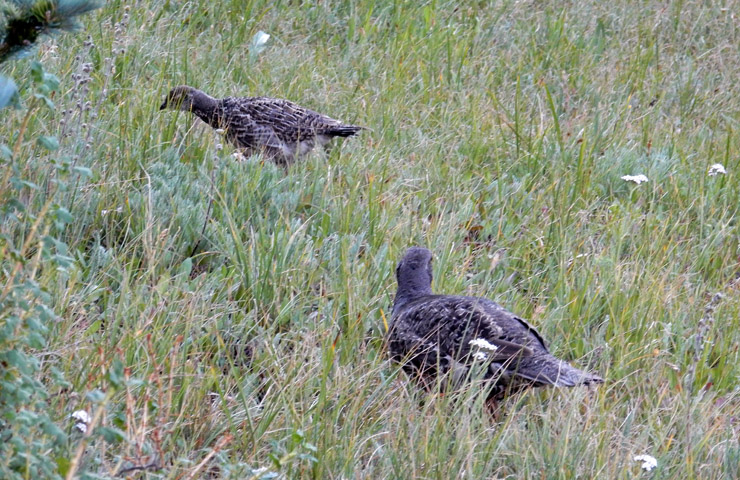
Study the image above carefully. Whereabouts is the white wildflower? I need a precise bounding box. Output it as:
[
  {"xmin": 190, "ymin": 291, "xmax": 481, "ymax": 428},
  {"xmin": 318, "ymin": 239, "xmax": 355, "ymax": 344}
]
[
  {"xmin": 101, "ymin": 206, "xmax": 123, "ymax": 216},
  {"xmin": 469, "ymin": 338, "xmax": 499, "ymax": 351},
  {"xmin": 472, "ymin": 351, "xmax": 488, "ymax": 362},
  {"xmin": 633, "ymin": 454, "xmax": 657, "ymax": 472},
  {"xmin": 215, "ymin": 128, "xmax": 225, "ymax": 135},
  {"xmin": 250, "ymin": 466, "xmax": 274, "ymax": 478},
  {"xmin": 215, "ymin": 143, "xmax": 223, "ymax": 151},
  {"xmin": 71, "ymin": 410, "xmax": 90, "ymax": 433},
  {"xmin": 708, "ymin": 163, "xmax": 726, "ymax": 176},
  {"xmin": 621, "ymin": 174, "xmax": 649, "ymax": 184},
  {"xmin": 71, "ymin": 410, "xmax": 90, "ymax": 423}
]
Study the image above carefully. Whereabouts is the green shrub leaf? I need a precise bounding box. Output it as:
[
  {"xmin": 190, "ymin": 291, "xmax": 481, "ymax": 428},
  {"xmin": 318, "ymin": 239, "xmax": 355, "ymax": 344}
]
[{"xmin": 37, "ymin": 136, "xmax": 60, "ymax": 151}]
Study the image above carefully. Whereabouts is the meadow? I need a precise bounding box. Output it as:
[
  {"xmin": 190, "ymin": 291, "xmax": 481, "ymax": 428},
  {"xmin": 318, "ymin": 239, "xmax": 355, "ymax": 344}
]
[{"xmin": 1, "ymin": 0, "xmax": 740, "ymax": 478}]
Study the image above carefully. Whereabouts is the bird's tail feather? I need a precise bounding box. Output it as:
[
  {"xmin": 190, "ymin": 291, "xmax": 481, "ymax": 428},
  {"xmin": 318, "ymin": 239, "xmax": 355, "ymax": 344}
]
[
  {"xmin": 548, "ymin": 359, "xmax": 603, "ymax": 387},
  {"xmin": 326, "ymin": 125, "xmax": 364, "ymax": 137},
  {"xmin": 509, "ymin": 356, "xmax": 603, "ymax": 387}
]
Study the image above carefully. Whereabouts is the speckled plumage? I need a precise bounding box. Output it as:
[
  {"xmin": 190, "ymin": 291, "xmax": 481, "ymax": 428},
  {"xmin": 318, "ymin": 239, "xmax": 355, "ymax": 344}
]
[
  {"xmin": 160, "ymin": 85, "xmax": 363, "ymax": 165},
  {"xmin": 389, "ymin": 247, "xmax": 603, "ymax": 401}
]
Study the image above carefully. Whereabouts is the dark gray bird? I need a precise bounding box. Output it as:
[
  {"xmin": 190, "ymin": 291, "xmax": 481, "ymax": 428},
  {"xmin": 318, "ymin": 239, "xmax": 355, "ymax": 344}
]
[
  {"xmin": 388, "ymin": 247, "xmax": 603, "ymax": 405},
  {"xmin": 159, "ymin": 85, "xmax": 364, "ymax": 165}
]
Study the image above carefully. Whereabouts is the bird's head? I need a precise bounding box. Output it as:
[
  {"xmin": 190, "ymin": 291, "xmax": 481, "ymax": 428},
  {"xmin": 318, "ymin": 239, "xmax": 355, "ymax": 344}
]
[
  {"xmin": 396, "ymin": 247, "xmax": 434, "ymax": 294},
  {"xmin": 159, "ymin": 85, "xmax": 198, "ymax": 111}
]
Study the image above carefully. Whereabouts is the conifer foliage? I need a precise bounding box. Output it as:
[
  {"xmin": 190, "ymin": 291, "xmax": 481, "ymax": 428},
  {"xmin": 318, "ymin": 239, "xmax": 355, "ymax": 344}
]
[
  {"xmin": 0, "ymin": 0, "xmax": 100, "ymax": 63},
  {"xmin": 0, "ymin": 0, "xmax": 100, "ymax": 108}
]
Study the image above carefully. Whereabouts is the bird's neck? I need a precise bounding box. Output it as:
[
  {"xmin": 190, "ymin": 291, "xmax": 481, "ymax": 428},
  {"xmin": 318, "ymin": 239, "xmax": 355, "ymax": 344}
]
[
  {"xmin": 392, "ymin": 283, "xmax": 433, "ymax": 315},
  {"xmin": 190, "ymin": 91, "xmax": 220, "ymax": 127}
]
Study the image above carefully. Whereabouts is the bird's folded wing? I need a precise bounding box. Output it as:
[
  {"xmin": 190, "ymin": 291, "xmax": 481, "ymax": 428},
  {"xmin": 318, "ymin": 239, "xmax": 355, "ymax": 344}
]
[
  {"xmin": 388, "ymin": 328, "xmax": 456, "ymax": 378},
  {"xmin": 231, "ymin": 121, "xmax": 286, "ymax": 150},
  {"xmin": 398, "ymin": 298, "xmax": 535, "ymax": 364}
]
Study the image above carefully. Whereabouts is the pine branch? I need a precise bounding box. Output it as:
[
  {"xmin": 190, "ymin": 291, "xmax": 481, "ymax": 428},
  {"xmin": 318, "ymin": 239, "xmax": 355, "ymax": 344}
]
[{"xmin": 0, "ymin": 0, "xmax": 101, "ymax": 64}]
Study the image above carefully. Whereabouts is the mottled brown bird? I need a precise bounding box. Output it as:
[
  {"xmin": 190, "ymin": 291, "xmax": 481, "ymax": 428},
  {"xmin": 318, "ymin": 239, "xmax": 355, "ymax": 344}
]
[
  {"xmin": 388, "ymin": 247, "xmax": 603, "ymax": 406},
  {"xmin": 160, "ymin": 85, "xmax": 363, "ymax": 165}
]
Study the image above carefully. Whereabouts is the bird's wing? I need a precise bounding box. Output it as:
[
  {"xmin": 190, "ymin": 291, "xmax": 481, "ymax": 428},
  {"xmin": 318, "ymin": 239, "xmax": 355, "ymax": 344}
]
[
  {"xmin": 476, "ymin": 299, "xmax": 550, "ymax": 352},
  {"xmin": 244, "ymin": 97, "xmax": 346, "ymax": 137},
  {"xmin": 394, "ymin": 297, "xmax": 541, "ymax": 366},
  {"xmin": 388, "ymin": 327, "xmax": 455, "ymax": 377},
  {"xmin": 390, "ymin": 326, "xmax": 495, "ymax": 390},
  {"xmin": 224, "ymin": 112, "xmax": 286, "ymax": 150}
]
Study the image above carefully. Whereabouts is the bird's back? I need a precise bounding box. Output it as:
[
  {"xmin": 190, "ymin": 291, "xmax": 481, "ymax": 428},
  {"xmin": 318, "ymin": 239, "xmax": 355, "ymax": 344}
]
[
  {"xmin": 391, "ymin": 295, "xmax": 548, "ymax": 355},
  {"xmin": 219, "ymin": 96, "xmax": 360, "ymax": 139}
]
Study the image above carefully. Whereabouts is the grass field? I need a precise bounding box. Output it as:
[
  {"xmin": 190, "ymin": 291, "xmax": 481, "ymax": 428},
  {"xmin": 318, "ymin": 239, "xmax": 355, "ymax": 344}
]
[{"xmin": 2, "ymin": 0, "xmax": 740, "ymax": 478}]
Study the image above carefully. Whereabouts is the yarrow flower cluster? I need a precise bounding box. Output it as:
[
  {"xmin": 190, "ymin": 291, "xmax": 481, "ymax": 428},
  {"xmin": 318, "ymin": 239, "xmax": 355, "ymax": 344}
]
[
  {"xmin": 633, "ymin": 454, "xmax": 657, "ymax": 472},
  {"xmin": 472, "ymin": 351, "xmax": 489, "ymax": 361},
  {"xmin": 621, "ymin": 174, "xmax": 649, "ymax": 185},
  {"xmin": 101, "ymin": 206, "xmax": 123, "ymax": 216},
  {"xmin": 71, "ymin": 410, "xmax": 91, "ymax": 433},
  {"xmin": 469, "ymin": 338, "xmax": 499, "ymax": 351},
  {"xmin": 708, "ymin": 163, "xmax": 726, "ymax": 176},
  {"xmin": 469, "ymin": 338, "xmax": 498, "ymax": 361}
]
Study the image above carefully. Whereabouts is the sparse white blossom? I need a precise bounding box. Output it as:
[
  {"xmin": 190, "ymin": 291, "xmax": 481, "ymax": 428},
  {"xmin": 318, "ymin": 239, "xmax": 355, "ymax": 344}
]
[
  {"xmin": 71, "ymin": 410, "xmax": 90, "ymax": 433},
  {"xmin": 472, "ymin": 351, "xmax": 489, "ymax": 362},
  {"xmin": 215, "ymin": 128, "xmax": 225, "ymax": 135},
  {"xmin": 634, "ymin": 454, "xmax": 657, "ymax": 472},
  {"xmin": 708, "ymin": 163, "xmax": 726, "ymax": 176},
  {"xmin": 469, "ymin": 338, "xmax": 499, "ymax": 351},
  {"xmin": 101, "ymin": 206, "xmax": 123, "ymax": 216},
  {"xmin": 71, "ymin": 410, "xmax": 90, "ymax": 423},
  {"xmin": 621, "ymin": 174, "xmax": 649, "ymax": 184}
]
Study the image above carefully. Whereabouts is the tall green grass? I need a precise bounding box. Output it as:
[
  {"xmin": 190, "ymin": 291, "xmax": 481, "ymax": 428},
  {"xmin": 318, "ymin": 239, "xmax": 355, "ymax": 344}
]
[{"xmin": 2, "ymin": 0, "xmax": 739, "ymax": 478}]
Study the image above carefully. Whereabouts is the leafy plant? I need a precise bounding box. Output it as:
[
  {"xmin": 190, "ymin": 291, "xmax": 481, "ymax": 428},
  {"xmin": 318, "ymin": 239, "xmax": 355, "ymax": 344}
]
[
  {"xmin": 0, "ymin": 75, "xmax": 15, "ymax": 107},
  {"xmin": 0, "ymin": 1, "xmax": 101, "ymax": 478},
  {"xmin": 0, "ymin": 60, "xmax": 73, "ymax": 480}
]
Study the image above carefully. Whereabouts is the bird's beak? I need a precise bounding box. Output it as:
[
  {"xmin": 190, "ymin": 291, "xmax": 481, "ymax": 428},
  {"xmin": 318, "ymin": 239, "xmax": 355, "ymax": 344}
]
[{"xmin": 159, "ymin": 101, "xmax": 167, "ymax": 110}]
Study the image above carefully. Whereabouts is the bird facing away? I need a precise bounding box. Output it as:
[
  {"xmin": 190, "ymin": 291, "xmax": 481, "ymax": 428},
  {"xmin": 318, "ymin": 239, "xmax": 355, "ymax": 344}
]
[
  {"xmin": 388, "ymin": 247, "xmax": 603, "ymax": 404},
  {"xmin": 159, "ymin": 85, "xmax": 364, "ymax": 166}
]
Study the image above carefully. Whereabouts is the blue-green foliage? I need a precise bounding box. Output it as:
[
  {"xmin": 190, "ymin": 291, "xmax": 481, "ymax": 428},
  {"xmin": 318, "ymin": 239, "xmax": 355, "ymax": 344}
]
[
  {"xmin": 126, "ymin": 151, "xmax": 213, "ymax": 259},
  {"xmin": 0, "ymin": 1, "xmax": 101, "ymax": 476},
  {"xmin": 0, "ymin": 62, "xmax": 71, "ymax": 480},
  {"xmin": 0, "ymin": 75, "xmax": 17, "ymax": 108}
]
